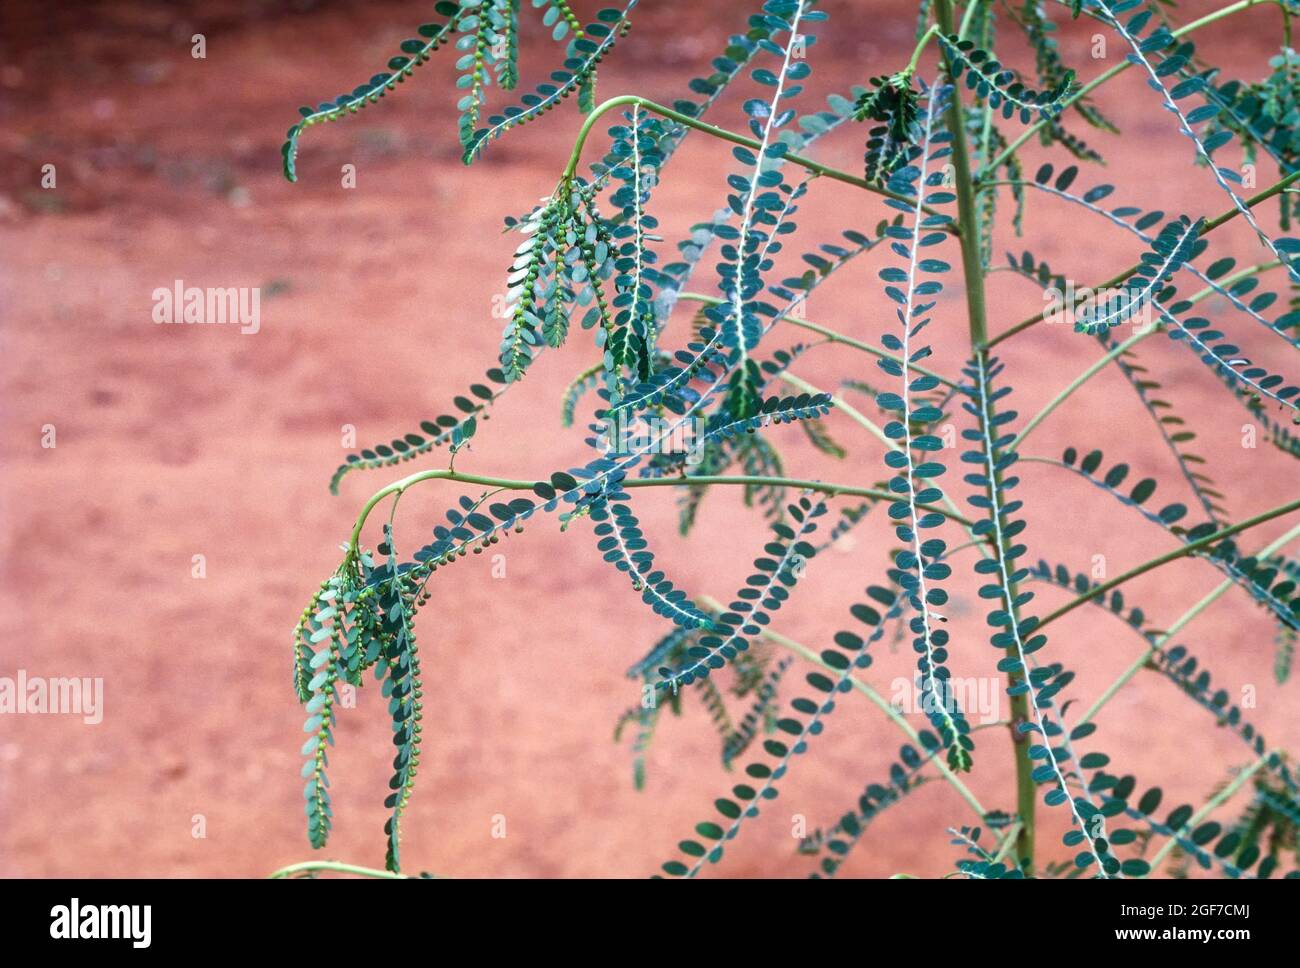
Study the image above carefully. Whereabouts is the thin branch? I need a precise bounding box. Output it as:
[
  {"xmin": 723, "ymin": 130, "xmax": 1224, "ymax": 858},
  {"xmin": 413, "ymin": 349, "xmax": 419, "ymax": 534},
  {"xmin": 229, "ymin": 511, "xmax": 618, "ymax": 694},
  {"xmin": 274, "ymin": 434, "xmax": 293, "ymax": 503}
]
[
  {"xmin": 984, "ymin": 168, "xmax": 1300, "ymax": 348},
  {"xmin": 1077, "ymin": 520, "xmax": 1300, "ymax": 727},
  {"xmin": 348, "ymin": 468, "xmax": 977, "ymax": 553},
  {"xmin": 1035, "ymin": 499, "xmax": 1300, "ymax": 634},
  {"xmin": 982, "ymin": 0, "xmax": 1291, "ymax": 175},
  {"xmin": 1145, "ymin": 754, "xmax": 1271, "ymax": 877},
  {"xmin": 676, "ymin": 292, "xmax": 962, "ymax": 389},
  {"xmin": 560, "ymin": 95, "xmax": 956, "ymax": 226}
]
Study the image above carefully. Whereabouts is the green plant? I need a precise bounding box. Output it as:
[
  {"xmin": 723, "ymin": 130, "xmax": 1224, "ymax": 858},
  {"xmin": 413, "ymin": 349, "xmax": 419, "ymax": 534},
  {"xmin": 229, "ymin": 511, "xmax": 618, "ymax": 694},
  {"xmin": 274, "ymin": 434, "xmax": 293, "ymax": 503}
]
[{"xmin": 280, "ymin": 0, "xmax": 1300, "ymax": 879}]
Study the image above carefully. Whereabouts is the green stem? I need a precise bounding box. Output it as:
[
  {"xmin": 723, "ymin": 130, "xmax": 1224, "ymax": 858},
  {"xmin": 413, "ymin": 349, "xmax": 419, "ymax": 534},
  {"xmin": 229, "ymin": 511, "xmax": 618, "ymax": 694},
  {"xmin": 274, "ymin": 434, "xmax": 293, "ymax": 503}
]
[
  {"xmin": 677, "ymin": 292, "xmax": 961, "ymax": 388},
  {"xmin": 983, "ymin": 0, "xmax": 1288, "ymax": 175},
  {"xmin": 1077, "ymin": 520, "xmax": 1300, "ymax": 727},
  {"xmin": 957, "ymin": 0, "xmax": 988, "ymax": 41},
  {"xmin": 1005, "ymin": 259, "xmax": 1285, "ymax": 448},
  {"xmin": 1035, "ymin": 498, "xmax": 1300, "ymax": 634},
  {"xmin": 985, "ymin": 168, "xmax": 1300, "ymax": 348},
  {"xmin": 780, "ymin": 372, "xmax": 894, "ymax": 449},
  {"xmin": 990, "ymin": 820, "xmax": 1023, "ymax": 865},
  {"xmin": 268, "ymin": 860, "xmax": 417, "ymax": 879},
  {"xmin": 1203, "ymin": 168, "xmax": 1300, "ymax": 233},
  {"xmin": 1011, "ymin": 327, "xmax": 1155, "ymax": 451},
  {"xmin": 935, "ymin": 0, "xmax": 1033, "ymax": 870},
  {"xmin": 905, "ymin": 23, "xmax": 943, "ymax": 75},
  {"xmin": 936, "ymin": 1, "xmax": 991, "ymax": 348},
  {"xmin": 1145, "ymin": 754, "xmax": 1270, "ymax": 876},
  {"xmin": 708, "ymin": 604, "xmax": 995, "ymax": 831},
  {"xmin": 349, "ymin": 468, "xmax": 976, "ymax": 553},
  {"xmin": 559, "ymin": 95, "xmax": 945, "ymax": 218}
]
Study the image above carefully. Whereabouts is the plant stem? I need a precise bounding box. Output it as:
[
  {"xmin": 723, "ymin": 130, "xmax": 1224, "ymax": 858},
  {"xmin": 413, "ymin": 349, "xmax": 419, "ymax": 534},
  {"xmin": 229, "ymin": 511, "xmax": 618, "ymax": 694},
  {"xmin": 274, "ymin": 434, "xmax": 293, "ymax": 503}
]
[
  {"xmin": 957, "ymin": 0, "xmax": 988, "ymax": 40},
  {"xmin": 706, "ymin": 603, "xmax": 995, "ymax": 831},
  {"xmin": 985, "ymin": 168, "xmax": 1300, "ymax": 348},
  {"xmin": 936, "ymin": 2, "xmax": 990, "ymax": 349},
  {"xmin": 268, "ymin": 860, "xmax": 417, "ymax": 879},
  {"xmin": 905, "ymin": 24, "xmax": 943, "ymax": 74},
  {"xmin": 1011, "ymin": 327, "xmax": 1155, "ymax": 450},
  {"xmin": 990, "ymin": 820, "xmax": 1023, "ymax": 865},
  {"xmin": 1036, "ymin": 498, "xmax": 1300, "ymax": 634},
  {"xmin": 1145, "ymin": 753, "xmax": 1270, "ymax": 876},
  {"xmin": 676, "ymin": 292, "xmax": 961, "ymax": 388},
  {"xmin": 935, "ymin": 0, "xmax": 1035, "ymax": 870},
  {"xmin": 349, "ymin": 468, "xmax": 976, "ymax": 553},
  {"xmin": 559, "ymin": 95, "xmax": 950, "ymax": 221},
  {"xmin": 983, "ymin": 0, "xmax": 1288, "ymax": 175},
  {"xmin": 1077, "ymin": 521, "xmax": 1300, "ymax": 727},
  {"xmin": 1004, "ymin": 259, "xmax": 1286, "ymax": 447},
  {"xmin": 780, "ymin": 373, "xmax": 894, "ymax": 450}
]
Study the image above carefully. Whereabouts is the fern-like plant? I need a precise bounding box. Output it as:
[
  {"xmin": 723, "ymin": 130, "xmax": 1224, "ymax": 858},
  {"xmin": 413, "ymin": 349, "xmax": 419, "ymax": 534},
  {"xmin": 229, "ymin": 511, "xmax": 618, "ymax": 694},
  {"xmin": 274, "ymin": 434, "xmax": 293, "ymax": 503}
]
[{"xmin": 275, "ymin": 0, "xmax": 1300, "ymax": 880}]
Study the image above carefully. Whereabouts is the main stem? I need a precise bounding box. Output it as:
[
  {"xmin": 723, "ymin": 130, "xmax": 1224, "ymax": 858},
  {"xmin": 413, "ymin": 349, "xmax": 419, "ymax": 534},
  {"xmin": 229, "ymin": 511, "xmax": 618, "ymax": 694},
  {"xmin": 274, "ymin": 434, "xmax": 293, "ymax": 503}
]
[
  {"xmin": 936, "ymin": 5, "xmax": 989, "ymax": 349},
  {"xmin": 934, "ymin": 0, "xmax": 1035, "ymax": 872}
]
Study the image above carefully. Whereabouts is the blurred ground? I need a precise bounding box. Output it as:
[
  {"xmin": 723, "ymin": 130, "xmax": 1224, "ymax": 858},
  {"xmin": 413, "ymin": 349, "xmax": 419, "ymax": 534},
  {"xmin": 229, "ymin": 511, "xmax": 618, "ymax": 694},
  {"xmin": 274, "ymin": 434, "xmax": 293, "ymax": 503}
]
[{"xmin": 0, "ymin": 0, "xmax": 1296, "ymax": 878}]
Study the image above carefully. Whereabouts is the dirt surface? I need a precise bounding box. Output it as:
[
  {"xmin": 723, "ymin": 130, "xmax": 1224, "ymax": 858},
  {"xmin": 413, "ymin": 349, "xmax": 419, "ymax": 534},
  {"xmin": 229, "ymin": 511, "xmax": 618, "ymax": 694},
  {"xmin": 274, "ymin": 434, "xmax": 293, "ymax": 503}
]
[{"xmin": 1, "ymin": 0, "xmax": 1296, "ymax": 878}]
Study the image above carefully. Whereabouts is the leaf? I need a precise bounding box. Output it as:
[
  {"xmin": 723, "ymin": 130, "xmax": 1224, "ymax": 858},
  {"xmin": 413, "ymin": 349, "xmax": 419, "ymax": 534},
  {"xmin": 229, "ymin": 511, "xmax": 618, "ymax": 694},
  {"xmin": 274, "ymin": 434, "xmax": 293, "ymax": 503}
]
[
  {"xmin": 962, "ymin": 353, "xmax": 1117, "ymax": 876},
  {"xmin": 660, "ymin": 568, "xmax": 903, "ymax": 877},
  {"xmin": 329, "ymin": 369, "xmax": 510, "ymax": 494},
  {"xmin": 462, "ymin": 3, "xmax": 638, "ymax": 164},
  {"xmin": 282, "ymin": 4, "xmax": 463, "ymax": 182},
  {"xmin": 853, "ymin": 72, "xmax": 922, "ymax": 184},
  {"xmin": 871, "ymin": 84, "xmax": 970, "ymax": 773},
  {"xmin": 589, "ymin": 491, "xmax": 716, "ymax": 630},
  {"xmin": 654, "ymin": 497, "xmax": 826, "ymax": 691},
  {"xmin": 939, "ymin": 33, "xmax": 1075, "ymax": 126}
]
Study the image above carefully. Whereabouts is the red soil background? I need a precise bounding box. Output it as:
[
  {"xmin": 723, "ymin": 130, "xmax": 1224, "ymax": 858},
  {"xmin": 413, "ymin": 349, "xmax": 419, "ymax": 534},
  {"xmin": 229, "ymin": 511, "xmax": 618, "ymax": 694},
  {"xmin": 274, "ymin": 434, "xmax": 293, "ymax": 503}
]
[{"xmin": 0, "ymin": 0, "xmax": 1296, "ymax": 878}]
